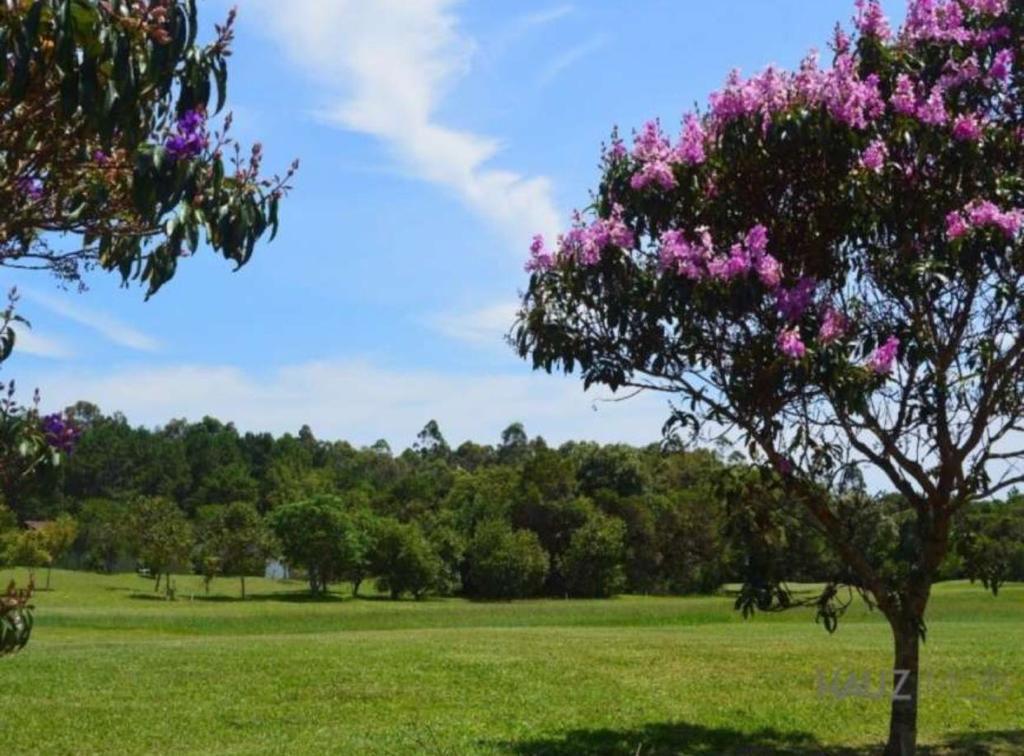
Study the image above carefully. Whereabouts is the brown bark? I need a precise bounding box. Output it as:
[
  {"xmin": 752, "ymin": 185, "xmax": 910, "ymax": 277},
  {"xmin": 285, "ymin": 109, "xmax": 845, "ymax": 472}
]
[{"xmin": 884, "ymin": 617, "xmax": 921, "ymax": 756}]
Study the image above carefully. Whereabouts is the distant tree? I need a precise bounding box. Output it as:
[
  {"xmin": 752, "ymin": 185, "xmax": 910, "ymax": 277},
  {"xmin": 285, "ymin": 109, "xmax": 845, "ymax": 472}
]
[
  {"xmin": 954, "ymin": 500, "xmax": 1024, "ymax": 594},
  {"xmin": 200, "ymin": 502, "xmax": 275, "ymax": 599},
  {"xmin": 421, "ymin": 510, "xmax": 466, "ymax": 596},
  {"xmin": 1, "ymin": 528, "xmax": 49, "ymax": 580},
  {"xmin": 465, "ymin": 519, "xmax": 548, "ymax": 600},
  {"xmin": 576, "ymin": 445, "xmax": 646, "ymax": 499},
  {"xmin": 343, "ymin": 506, "xmax": 380, "ymax": 598},
  {"xmin": 76, "ymin": 498, "xmax": 130, "ymax": 572},
  {"xmin": 269, "ymin": 495, "xmax": 364, "ymax": 596},
  {"xmin": 413, "ymin": 420, "xmax": 450, "ymax": 460},
  {"xmin": 128, "ymin": 497, "xmax": 193, "ymax": 597},
  {"xmin": 35, "ymin": 515, "xmax": 78, "ymax": 590},
  {"xmin": 497, "ymin": 422, "xmax": 529, "ymax": 465},
  {"xmin": 511, "ymin": 495, "xmax": 593, "ymax": 594},
  {"xmin": 372, "ymin": 519, "xmax": 442, "ymax": 600},
  {"xmin": 561, "ymin": 513, "xmax": 627, "ymax": 598}
]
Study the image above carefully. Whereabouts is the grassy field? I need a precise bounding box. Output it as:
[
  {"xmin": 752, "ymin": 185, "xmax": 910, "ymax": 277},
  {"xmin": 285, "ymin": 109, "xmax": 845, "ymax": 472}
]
[{"xmin": 1, "ymin": 570, "xmax": 1021, "ymax": 755}]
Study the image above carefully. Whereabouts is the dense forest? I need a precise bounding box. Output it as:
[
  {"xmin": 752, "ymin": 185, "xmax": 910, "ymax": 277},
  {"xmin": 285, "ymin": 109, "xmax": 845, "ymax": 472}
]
[{"xmin": 3, "ymin": 401, "xmax": 1023, "ymax": 600}]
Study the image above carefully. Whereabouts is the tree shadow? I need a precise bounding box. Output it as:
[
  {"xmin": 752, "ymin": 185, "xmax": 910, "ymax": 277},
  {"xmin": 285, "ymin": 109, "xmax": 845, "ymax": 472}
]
[
  {"xmin": 493, "ymin": 721, "xmax": 828, "ymax": 755},
  {"xmin": 231, "ymin": 591, "xmax": 349, "ymax": 604},
  {"xmin": 934, "ymin": 729, "xmax": 1024, "ymax": 755},
  {"xmin": 493, "ymin": 722, "xmax": 1024, "ymax": 755}
]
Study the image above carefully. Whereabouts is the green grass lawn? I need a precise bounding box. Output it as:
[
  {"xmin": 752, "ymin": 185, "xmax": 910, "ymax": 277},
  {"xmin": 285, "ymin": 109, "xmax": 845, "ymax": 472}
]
[{"xmin": 1, "ymin": 569, "xmax": 1021, "ymax": 755}]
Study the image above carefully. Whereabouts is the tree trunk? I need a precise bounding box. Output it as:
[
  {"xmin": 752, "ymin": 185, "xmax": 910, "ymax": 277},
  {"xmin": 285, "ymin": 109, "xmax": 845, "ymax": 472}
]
[
  {"xmin": 884, "ymin": 618, "xmax": 921, "ymax": 756},
  {"xmin": 154, "ymin": 572, "xmax": 162, "ymax": 592},
  {"xmin": 352, "ymin": 576, "xmax": 362, "ymax": 598},
  {"xmin": 240, "ymin": 575, "xmax": 246, "ymax": 600}
]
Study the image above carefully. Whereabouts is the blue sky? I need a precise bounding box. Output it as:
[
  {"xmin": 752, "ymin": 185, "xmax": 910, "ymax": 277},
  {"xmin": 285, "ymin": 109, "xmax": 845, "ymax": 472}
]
[{"xmin": 5, "ymin": 0, "xmax": 908, "ymax": 450}]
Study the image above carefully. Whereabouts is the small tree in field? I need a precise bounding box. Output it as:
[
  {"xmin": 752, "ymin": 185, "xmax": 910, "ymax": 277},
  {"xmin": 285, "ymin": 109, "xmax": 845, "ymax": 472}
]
[
  {"xmin": 371, "ymin": 519, "xmax": 442, "ymax": 601},
  {"xmin": 201, "ymin": 501, "xmax": 274, "ymax": 599},
  {"xmin": 514, "ymin": 2, "xmax": 1024, "ymax": 753},
  {"xmin": 36, "ymin": 514, "xmax": 77, "ymax": 590},
  {"xmin": 128, "ymin": 497, "xmax": 192, "ymax": 597},
  {"xmin": 269, "ymin": 495, "xmax": 365, "ymax": 597}
]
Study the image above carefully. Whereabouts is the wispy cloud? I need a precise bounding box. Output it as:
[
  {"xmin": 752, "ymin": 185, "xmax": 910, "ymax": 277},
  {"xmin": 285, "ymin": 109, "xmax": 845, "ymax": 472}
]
[
  {"xmin": 518, "ymin": 4, "xmax": 574, "ymax": 30},
  {"xmin": 10, "ymin": 324, "xmax": 74, "ymax": 360},
  {"xmin": 249, "ymin": 0, "xmax": 563, "ymax": 247},
  {"xmin": 428, "ymin": 302, "xmax": 519, "ymax": 350},
  {"xmin": 538, "ymin": 33, "xmax": 607, "ymax": 86},
  {"xmin": 23, "ymin": 289, "xmax": 160, "ymax": 352},
  {"xmin": 24, "ymin": 358, "xmax": 671, "ymax": 449}
]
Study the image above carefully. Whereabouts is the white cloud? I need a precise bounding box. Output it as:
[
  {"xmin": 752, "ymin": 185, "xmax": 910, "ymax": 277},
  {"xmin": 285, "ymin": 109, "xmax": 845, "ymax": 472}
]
[
  {"xmin": 247, "ymin": 0, "xmax": 563, "ymax": 246},
  {"xmin": 22, "ymin": 288, "xmax": 160, "ymax": 352},
  {"xmin": 10, "ymin": 324, "xmax": 74, "ymax": 360},
  {"xmin": 538, "ymin": 34, "xmax": 607, "ymax": 86},
  {"xmin": 518, "ymin": 5, "xmax": 574, "ymax": 30},
  {"xmin": 26, "ymin": 359, "xmax": 672, "ymax": 449},
  {"xmin": 428, "ymin": 302, "xmax": 519, "ymax": 349}
]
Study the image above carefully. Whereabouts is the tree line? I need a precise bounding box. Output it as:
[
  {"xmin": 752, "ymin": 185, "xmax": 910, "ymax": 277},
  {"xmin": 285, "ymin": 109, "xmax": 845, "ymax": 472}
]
[{"xmin": 2, "ymin": 402, "xmax": 1022, "ymax": 599}]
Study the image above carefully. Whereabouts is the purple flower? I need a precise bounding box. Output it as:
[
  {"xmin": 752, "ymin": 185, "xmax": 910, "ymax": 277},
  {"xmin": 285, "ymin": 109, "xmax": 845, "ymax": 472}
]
[
  {"xmin": 675, "ymin": 114, "xmax": 707, "ymax": 166},
  {"xmin": 776, "ymin": 277, "xmax": 817, "ymax": 321},
  {"xmin": 823, "ymin": 56, "xmax": 884, "ymax": 129},
  {"xmin": 658, "ymin": 229, "xmax": 713, "ymax": 281},
  {"xmin": 630, "ymin": 160, "xmax": 676, "ymax": 191},
  {"xmin": 40, "ymin": 414, "xmax": 80, "ymax": 454},
  {"xmin": 859, "ymin": 139, "xmax": 888, "ymax": 172},
  {"xmin": 952, "ymin": 114, "xmax": 983, "ymax": 142},
  {"xmin": 164, "ymin": 109, "xmax": 208, "ymax": 160},
  {"xmin": 755, "ymin": 254, "xmax": 783, "ymax": 290},
  {"xmin": 891, "ymin": 74, "xmax": 918, "ymax": 116},
  {"xmin": 855, "ymin": 0, "xmax": 891, "ymax": 40},
  {"xmin": 946, "ymin": 210, "xmax": 970, "ymax": 239},
  {"xmin": 777, "ymin": 328, "xmax": 807, "ymax": 360},
  {"xmin": 903, "ymin": 0, "xmax": 971, "ymax": 44},
  {"xmin": 961, "ymin": 0, "xmax": 1008, "ymax": 16},
  {"xmin": 916, "ymin": 85, "xmax": 947, "ymax": 126},
  {"xmin": 525, "ymin": 234, "xmax": 555, "ymax": 272},
  {"xmin": 818, "ymin": 308, "xmax": 849, "ymax": 345},
  {"xmin": 18, "ymin": 177, "xmax": 44, "ymax": 201},
  {"xmin": 867, "ymin": 335, "xmax": 900, "ymax": 375},
  {"xmin": 745, "ymin": 225, "xmax": 769, "ymax": 258},
  {"xmin": 989, "ymin": 48, "xmax": 1013, "ymax": 82},
  {"xmin": 939, "ymin": 55, "xmax": 981, "ymax": 88}
]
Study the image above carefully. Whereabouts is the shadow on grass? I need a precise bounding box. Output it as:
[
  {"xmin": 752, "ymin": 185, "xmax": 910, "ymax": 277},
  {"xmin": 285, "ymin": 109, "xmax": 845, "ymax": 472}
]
[
  {"xmin": 494, "ymin": 722, "xmax": 1024, "ymax": 755},
  {"xmin": 124, "ymin": 590, "xmax": 352, "ymax": 603}
]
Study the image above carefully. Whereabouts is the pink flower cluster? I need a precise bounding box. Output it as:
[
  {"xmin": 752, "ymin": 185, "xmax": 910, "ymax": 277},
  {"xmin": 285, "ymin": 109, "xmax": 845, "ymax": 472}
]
[
  {"xmin": 525, "ymin": 235, "xmax": 555, "ymax": 273},
  {"xmin": 776, "ymin": 277, "xmax": 817, "ymax": 322},
  {"xmin": 526, "ymin": 205, "xmax": 636, "ymax": 272},
  {"xmin": 946, "ymin": 200, "xmax": 1024, "ymax": 240},
  {"xmin": 855, "ymin": 0, "xmax": 892, "ymax": 39},
  {"xmin": 903, "ymin": 0, "xmax": 1009, "ymax": 45},
  {"xmin": 867, "ymin": 335, "xmax": 900, "ymax": 375},
  {"xmin": 818, "ymin": 308, "xmax": 849, "ymax": 345},
  {"xmin": 952, "ymin": 114, "xmax": 984, "ymax": 141},
  {"xmin": 707, "ymin": 53, "xmax": 884, "ymax": 133},
  {"xmin": 859, "ymin": 139, "xmax": 888, "ymax": 172},
  {"xmin": 629, "ymin": 117, "xmax": 708, "ymax": 191},
  {"xmin": 989, "ymin": 49, "xmax": 1013, "ymax": 81},
  {"xmin": 777, "ymin": 328, "xmax": 807, "ymax": 360},
  {"xmin": 658, "ymin": 223, "xmax": 783, "ymax": 289}
]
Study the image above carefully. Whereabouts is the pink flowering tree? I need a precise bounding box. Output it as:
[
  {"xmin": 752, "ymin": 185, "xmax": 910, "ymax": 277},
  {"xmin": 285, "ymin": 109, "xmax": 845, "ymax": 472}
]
[{"xmin": 515, "ymin": 2, "xmax": 1022, "ymax": 753}]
